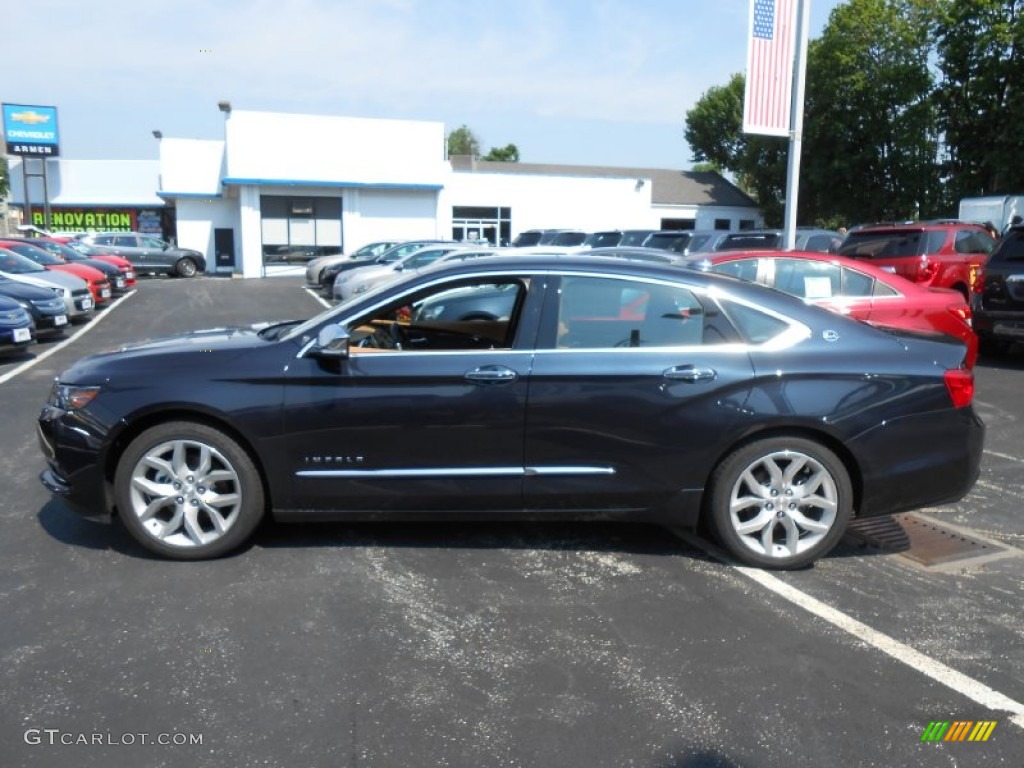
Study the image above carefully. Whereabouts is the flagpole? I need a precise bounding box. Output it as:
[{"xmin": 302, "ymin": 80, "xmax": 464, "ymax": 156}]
[{"xmin": 782, "ymin": 0, "xmax": 811, "ymax": 250}]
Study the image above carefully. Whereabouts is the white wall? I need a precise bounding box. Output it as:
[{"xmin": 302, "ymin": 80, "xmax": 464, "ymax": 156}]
[
  {"xmin": 223, "ymin": 110, "xmax": 449, "ymax": 188},
  {"xmin": 175, "ymin": 197, "xmax": 238, "ymax": 273},
  {"xmin": 444, "ymin": 171, "xmax": 654, "ymax": 235},
  {"xmin": 159, "ymin": 139, "xmax": 224, "ymax": 195}
]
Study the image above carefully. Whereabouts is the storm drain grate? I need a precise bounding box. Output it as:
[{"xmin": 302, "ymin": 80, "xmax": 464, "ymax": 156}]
[
  {"xmin": 894, "ymin": 513, "xmax": 1001, "ymax": 567},
  {"xmin": 846, "ymin": 513, "xmax": 1014, "ymax": 569},
  {"xmin": 846, "ymin": 515, "xmax": 911, "ymax": 552}
]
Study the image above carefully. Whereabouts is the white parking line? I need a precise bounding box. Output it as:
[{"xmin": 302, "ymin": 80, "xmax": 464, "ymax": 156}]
[
  {"xmin": 674, "ymin": 530, "xmax": 1024, "ymax": 730},
  {"xmin": 304, "ymin": 287, "xmax": 332, "ymax": 309},
  {"xmin": 0, "ymin": 291, "xmax": 137, "ymax": 386},
  {"xmin": 984, "ymin": 449, "xmax": 1024, "ymax": 464}
]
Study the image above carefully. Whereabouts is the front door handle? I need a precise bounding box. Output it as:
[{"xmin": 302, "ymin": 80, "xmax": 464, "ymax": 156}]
[
  {"xmin": 663, "ymin": 365, "xmax": 716, "ymax": 382},
  {"xmin": 465, "ymin": 365, "xmax": 518, "ymax": 384}
]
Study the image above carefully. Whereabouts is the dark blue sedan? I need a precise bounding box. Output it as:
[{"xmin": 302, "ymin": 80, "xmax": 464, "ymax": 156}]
[
  {"xmin": 37, "ymin": 255, "xmax": 983, "ymax": 568},
  {"xmin": 0, "ymin": 294, "xmax": 35, "ymax": 354}
]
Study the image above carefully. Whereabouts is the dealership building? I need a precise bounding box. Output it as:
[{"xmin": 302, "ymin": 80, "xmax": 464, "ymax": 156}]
[{"xmin": 9, "ymin": 107, "xmax": 763, "ymax": 278}]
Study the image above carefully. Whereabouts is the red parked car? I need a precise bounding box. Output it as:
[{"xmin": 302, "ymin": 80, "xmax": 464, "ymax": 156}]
[
  {"xmin": 24, "ymin": 237, "xmax": 136, "ymax": 290},
  {"xmin": 837, "ymin": 221, "xmax": 995, "ymax": 302},
  {"xmin": 0, "ymin": 239, "xmax": 112, "ymax": 306},
  {"xmin": 52, "ymin": 237, "xmax": 138, "ymax": 286},
  {"xmin": 692, "ymin": 250, "xmax": 978, "ymax": 367}
]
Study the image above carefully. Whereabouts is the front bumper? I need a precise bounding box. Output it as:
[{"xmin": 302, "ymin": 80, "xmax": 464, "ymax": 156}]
[{"xmin": 36, "ymin": 406, "xmax": 113, "ymax": 522}]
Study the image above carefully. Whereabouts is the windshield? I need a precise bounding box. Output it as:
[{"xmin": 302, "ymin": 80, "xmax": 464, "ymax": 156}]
[
  {"xmin": 717, "ymin": 233, "xmax": 782, "ymax": 251},
  {"xmin": 36, "ymin": 240, "xmax": 85, "ymax": 261},
  {"xmin": 3, "ymin": 242, "xmax": 64, "ymax": 266},
  {"xmin": 0, "ymin": 248, "xmax": 47, "ymax": 274},
  {"xmin": 838, "ymin": 231, "xmax": 925, "ymax": 258}
]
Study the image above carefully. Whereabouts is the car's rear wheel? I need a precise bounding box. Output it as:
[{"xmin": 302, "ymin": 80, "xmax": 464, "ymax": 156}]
[
  {"xmin": 707, "ymin": 437, "xmax": 852, "ymax": 569},
  {"xmin": 175, "ymin": 257, "xmax": 198, "ymax": 277},
  {"xmin": 114, "ymin": 421, "xmax": 264, "ymax": 560}
]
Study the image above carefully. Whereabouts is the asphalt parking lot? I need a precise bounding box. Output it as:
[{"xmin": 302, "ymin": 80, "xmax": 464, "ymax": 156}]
[{"xmin": 1, "ymin": 275, "xmax": 1022, "ymax": 767}]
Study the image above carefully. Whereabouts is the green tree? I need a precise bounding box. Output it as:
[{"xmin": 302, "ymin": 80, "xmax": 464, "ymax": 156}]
[
  {"xmin": 802, "ymin": 0, "xmax": 942, "ymax": 224},
  {"xmin": 0, "ymin": 155, "xmax": 9, "ymax": 198},
  {"xmin": 447, "ymin": 124, "xmax": 481, "ymax": 157},
  {"xmin": 933, "ymin": 0, "xmax": 1024, "ymax": 199},
  {"xmin": 685, "ymin": 0, "xmax": 945, "ymax": 227},
  {"xmin": 684, "ymin": 73, "xmax": 789, "ymax": 225},
  {"xmin": 483, "ymin": 143, "xmax": 520, "ymax": 162}
]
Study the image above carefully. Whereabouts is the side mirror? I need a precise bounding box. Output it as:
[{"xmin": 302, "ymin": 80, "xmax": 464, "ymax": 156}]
[{"xmin": 312, "ymin": 324, "xmax": 350, "ymax": 359}]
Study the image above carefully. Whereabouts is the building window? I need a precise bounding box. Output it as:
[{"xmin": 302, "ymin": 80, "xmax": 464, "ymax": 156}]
[
  {"xmin": 739, "ymin": 219, "xmax": 757, "ymax": 230},
  {"xmin": 714, "ymin": 218, "xmax": 731, "ymax": 230},
  {"xmin": 260, "ymin": 195, "xmax": 342, "ymax": 263},
  {"xmin": 452, "ymin": 205, "xmax": 511, "ymax": 246},
  {"xmin": 659, "ymin": 218, "xmax": 694, "ymax": 230}
]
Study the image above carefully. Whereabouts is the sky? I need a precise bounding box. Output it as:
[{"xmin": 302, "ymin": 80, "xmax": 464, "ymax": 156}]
[{"xmin": 6, "ymin": 0, "xmax": 846, "ymax": 170}]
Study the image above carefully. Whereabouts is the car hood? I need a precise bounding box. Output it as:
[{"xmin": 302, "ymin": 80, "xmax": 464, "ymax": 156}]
[
  {"xmin": 0, "ymin": 277, "xmax": 58, "ymax": 301},
  {"xmin": 61, "ymin": 326, "xmax": 268, "ymax": 381}
]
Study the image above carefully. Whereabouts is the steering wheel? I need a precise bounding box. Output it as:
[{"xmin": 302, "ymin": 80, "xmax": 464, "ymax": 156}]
[{"xmin": 391, "ymin": 322, "xmax": 410, "ymax": 350}]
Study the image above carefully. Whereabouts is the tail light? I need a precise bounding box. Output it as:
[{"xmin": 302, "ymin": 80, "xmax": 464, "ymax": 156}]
[
  {"xmin": 917, "ymin": 256, "xmax": 940, "ymax": 284},
  {"xmin": 944, "ymin": 368, "xmax": 974, "ymax": 408},
  {"xmin": 947, "ymin": 303, "xmax": 972, "ymax": 328},
  {"xmin": 970, "ymin": 264, "xmax": 984, "ymax": 293}
]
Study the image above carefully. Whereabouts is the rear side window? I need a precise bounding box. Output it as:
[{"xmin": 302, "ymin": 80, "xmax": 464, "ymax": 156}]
[
  {"xmin": 554, "ymin": 276, "xmax": 711, "ymax": 348},
  {"xmin": 719, "ymin": 300, "xmax": 791, "ymax": 344},
  {"xmin": 113, "ymin": 235, "xmax": 138, "ymax": 247},
  {"xmin": 772, "ymin": 258, "xmax": 840, "ymax": 298}
]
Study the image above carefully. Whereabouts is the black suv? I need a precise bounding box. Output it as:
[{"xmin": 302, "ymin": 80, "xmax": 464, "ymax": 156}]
[{"xmin": 974, "ymin": 225, "xmax": 1024, "ymax": 354}]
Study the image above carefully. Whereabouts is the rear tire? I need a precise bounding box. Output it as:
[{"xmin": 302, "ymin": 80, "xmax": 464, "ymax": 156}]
[
  {"xmin": 114, "ymin": 421, "xmax": 265, "ymax": 560},
  {"xmin": 707, "ymin": 437, "xmax": 852, "ymax": 569}
]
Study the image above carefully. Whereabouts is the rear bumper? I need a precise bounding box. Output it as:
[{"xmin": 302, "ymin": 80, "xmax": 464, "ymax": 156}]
[{"xmin": 850, "ymin": 406, "xmax": 984, "ymax": 518}]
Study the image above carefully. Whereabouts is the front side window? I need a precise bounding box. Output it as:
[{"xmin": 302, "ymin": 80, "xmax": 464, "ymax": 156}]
[
  {"xmin": 710, "ymin": 259, "xmax": 758, "ymax": 282},
  {"xmin": 140, "ymin": 236, "xmax": 167, "ymax": 249},
  {"xmin": 347, "ymin": 279, "xmax": 527, "ymax": 353}
]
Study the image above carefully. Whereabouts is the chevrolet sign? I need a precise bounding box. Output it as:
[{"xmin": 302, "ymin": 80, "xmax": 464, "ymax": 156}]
[{"xmin": 3, "ymin": 103, "xmax": 60, "ymax": 156}]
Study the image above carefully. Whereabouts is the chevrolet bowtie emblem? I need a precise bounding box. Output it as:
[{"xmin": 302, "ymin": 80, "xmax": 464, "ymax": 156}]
[{"xmin": 11, "ymin": 110, "xmax": 51, "ymax": 125}]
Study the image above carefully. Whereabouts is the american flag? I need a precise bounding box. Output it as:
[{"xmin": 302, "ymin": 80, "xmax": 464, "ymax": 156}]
[{"xmin": 743, "ymin": 0, "xmax": 798, "ymax": 136}]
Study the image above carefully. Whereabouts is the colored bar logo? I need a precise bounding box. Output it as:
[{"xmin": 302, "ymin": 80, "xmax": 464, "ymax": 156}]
[{"xmin": 921, "ymin": 721, "xmax": 997, "ymax": 742}]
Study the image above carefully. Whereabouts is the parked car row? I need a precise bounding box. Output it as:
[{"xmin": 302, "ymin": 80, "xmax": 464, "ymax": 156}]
[{"xmin": 0, "ymin": 236, "xmax": 139, "ymax": 357}]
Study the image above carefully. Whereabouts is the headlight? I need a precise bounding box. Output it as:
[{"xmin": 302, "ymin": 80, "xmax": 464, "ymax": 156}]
[{"xmin": 51, "ymin": 382, "xmax": 101, "ymax": 410}]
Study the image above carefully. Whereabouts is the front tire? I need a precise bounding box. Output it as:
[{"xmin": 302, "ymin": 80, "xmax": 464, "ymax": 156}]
[
  {"xmin": 114, "ymin": 421, "xmax": 265, "ymax": 560},
  {"xmin": 174, "ymin": 257, "xmax": 198, "ymax": 277},
  {"xmin": 707, "ymin": 437, "xmax": 852, "ymax": 569}
]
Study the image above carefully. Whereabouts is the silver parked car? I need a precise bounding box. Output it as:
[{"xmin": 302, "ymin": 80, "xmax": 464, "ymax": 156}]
[{"xmin": 305, "ymin": 241, "xmax": 399, "ymax": 287}]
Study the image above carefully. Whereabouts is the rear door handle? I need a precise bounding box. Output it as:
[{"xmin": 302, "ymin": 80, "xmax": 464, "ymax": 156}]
[
  {"xmin": 663, "ymin": 365, "xmax": 716, "ymax": 382},
  {"xmin": 465, "ymin": 365, "xmax": 518, "ymax": 384}
]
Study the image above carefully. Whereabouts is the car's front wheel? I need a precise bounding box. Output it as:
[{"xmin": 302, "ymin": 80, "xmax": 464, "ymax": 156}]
[
  {"xmin": 174, "ymin": 257, "xmax": 198, "ymax": 277},
  {"xmin": 707, "ymin": 437, "xmax": 852, "ymax": 569},
  {"xmin": 114, "ymin": 421, "xmax": 265, "ymax": 559}
]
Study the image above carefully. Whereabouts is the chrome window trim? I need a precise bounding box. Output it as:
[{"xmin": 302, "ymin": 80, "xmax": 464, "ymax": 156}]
[{"xmin": 295, "ymin": 266, "xmax": 811, "ymax": 358}]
